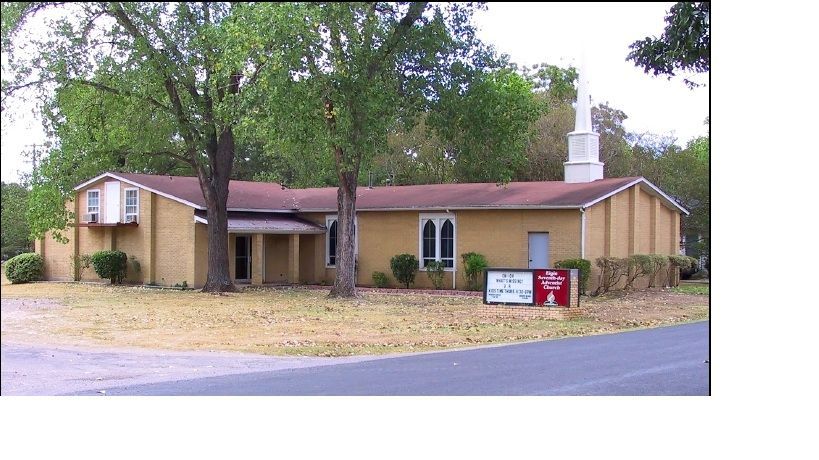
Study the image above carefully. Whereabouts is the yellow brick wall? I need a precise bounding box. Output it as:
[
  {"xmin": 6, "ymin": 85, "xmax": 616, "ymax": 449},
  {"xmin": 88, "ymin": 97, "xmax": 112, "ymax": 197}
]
[
  {"xmin": 264, "ymin": 234, "xmax": 289, "ymax": 283},
  {"xmin": 38, "ymin": 233, "xmax": 74, "ymax": 281},
  {"xmin": 194, "ymin": 223, "xmax": 208, "ymax": 287},
  {"xmin": 637, "ymin": 188, "xmax": 653, "ymax": 254},
  {"xmin": 153, "ymin": 195, "xmax": 195, "ymax": 286},
  {"xmin": 299, "ymin": 234, "xmax": 318, "ymax": 284},
  {"xmin": 584, "ymin": 184, "xmax": 683, "ymax": 292}
]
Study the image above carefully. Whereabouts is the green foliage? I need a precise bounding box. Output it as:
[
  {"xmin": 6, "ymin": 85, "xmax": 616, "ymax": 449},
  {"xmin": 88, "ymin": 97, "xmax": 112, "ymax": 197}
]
[
  {"xmin": 2, "ymin": 246, "xmax": 29, "ymax": 262},
  {"xmin": 555, "ymin": 258, "xmax": 591, "ymax": 295},
  {"xmin": 4, "ymin": 252, "xmax": 43, "ymax": 284},
  {"xmin": 372, "ymin": 271, "xmax": 390, "ymax": 289},
  {"xmin": 594, "ymin": 257, "xmax": 628, "ymax": 295},
  {"xmin": 647, "ymin": 254, "xmax": 668, "ymax": 288},
  {"xmin": 425, "ymin": 260, "xmax": 446, "ymax": 290},
  {"xmin": 667, "ymin": 255, "xmax": 695, "ymax": 287},
  {"xmin": 390, "ymin": 254, "xmax": 419, "ymax": 289},
  {"xmin": 173, "ymin": 281, "xmax": 189, "ymax": 289},
  {"xmin": 461, "ymin": 252, "xmax": 489, "ymax": 291},
  {"xmin": 627, "ymin": 2, "xmax": 710, "ymax": 88},
  {"xmin": 625, "ymin": 254, "xmax": 654, "ymax": 289},
  {"xmin": 1, "ymin": 182, "xmax": 31, "ymax": 251},
  {"xmin": 70, "ymin": 253, "xmax": 92, "ymax": 281},
  {"xmin": 430, "ymin": 68, "xmax": 546, "ymax": 183},
  {"xmin": 90, "ymin": 250, "xmax": 128, "ymax": 284}
]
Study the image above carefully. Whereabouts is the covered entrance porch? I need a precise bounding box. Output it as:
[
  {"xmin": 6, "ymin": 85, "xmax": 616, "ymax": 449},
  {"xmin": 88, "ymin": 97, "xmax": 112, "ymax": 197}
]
[{"xmin": 196, "ymin": 211, "xmax": 326, "ymax": 286}]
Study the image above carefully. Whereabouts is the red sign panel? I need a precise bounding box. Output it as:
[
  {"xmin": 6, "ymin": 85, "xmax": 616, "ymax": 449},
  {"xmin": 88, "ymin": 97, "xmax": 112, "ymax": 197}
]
[{"xmin": 533, "ymin": 269, "xmax": 571, "ymax": 307}]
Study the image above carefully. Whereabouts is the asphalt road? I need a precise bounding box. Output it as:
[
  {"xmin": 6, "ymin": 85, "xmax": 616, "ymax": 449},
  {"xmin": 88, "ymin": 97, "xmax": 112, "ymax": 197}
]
[{"xmin": 77, "ymin": 321, "xmax": 710, "ymax": 396}]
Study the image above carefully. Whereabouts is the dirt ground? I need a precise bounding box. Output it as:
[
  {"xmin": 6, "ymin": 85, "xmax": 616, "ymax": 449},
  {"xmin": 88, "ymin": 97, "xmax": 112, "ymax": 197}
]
[{"xmin": 1, "ymin": 280, "xmax": 708, "ymax": 356}]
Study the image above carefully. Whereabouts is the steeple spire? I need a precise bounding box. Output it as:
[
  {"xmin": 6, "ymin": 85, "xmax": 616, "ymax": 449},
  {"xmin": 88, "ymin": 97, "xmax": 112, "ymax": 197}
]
[
  {"xmin": 574, "ymin": 59, "xmax": 593, "ymax": 132},
  {"xmin": 563, "ymin": 57, "xmax": 604, "ymax": 183}
]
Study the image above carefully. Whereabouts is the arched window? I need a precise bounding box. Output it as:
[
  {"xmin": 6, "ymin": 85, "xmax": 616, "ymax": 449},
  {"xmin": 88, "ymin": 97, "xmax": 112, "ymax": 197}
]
[
  {"xmin": 441, "ymin": 219, "xmax": 454, "ymax": 268},
  {"xmin": 418, "ymin": 214, "xmax": 456, "ymax": 271},
  {"xmin": 328, "ymin": 220, "xmax": 337, "ymax": 266},
  {"xmin": 423, "ymin": 220, "xmax": 437, "ymax": 267}
]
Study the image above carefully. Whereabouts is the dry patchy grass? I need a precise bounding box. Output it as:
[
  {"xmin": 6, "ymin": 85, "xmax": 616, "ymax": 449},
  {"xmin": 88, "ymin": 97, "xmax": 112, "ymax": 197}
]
[{"xmin": 1, "ymin": 280, "xmax": 708, "ymax": 357}]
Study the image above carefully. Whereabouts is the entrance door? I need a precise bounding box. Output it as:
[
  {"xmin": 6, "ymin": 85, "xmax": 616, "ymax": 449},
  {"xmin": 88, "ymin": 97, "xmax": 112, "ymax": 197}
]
[
  {"xmin": 104, "ymin": 181, "xmax": 121, "ymax": 223},
  {"xmin": 528, "ymin": 233, "xmax": 550, "ymax": 269},
  {"xmin": 235, "ymin": 235, "xmax": 252, "ymax": 281}
]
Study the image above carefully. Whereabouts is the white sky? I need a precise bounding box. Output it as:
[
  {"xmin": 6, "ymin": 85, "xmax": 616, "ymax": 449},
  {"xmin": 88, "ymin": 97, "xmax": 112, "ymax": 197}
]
[{"xmin": 0, "ymin": 2, "xmax": 708, "ymax": 183}]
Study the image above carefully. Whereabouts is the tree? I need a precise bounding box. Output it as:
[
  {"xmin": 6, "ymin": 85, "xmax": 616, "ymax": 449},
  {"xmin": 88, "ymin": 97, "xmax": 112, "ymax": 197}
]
[
  {"xmin": 2, "ymin": 2, "xmax": 292, "ymax": 292},
  {"xmin": 1, "ymin": 182, "xmax": 31, "ymax": 255},
  {"xmin": 250, "ymin": 3, "xmax": 519, "ymax": 298},
  {"xmin": 656, "ymin": 135, "xmax": 710, "ymax": 259},
  {"xmin": 627, "ymin": 2, "xmax": 710, "ymax": 88}
]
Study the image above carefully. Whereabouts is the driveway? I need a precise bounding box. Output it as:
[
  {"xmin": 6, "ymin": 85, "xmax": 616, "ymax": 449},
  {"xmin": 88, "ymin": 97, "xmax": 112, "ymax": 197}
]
[{"xmin": 49, "ymin": 321, "xmax": 710, "ymax": 396}]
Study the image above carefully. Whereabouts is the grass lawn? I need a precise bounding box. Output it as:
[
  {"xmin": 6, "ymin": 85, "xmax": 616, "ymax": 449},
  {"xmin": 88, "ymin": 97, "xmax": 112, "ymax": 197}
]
[
  {"xmin": 1, "ymin": 279, "xmax": 709, "ymax": 357},
  {"xmin": 672, "ymin": 283, "xmax": 710, "ymax": 295}
]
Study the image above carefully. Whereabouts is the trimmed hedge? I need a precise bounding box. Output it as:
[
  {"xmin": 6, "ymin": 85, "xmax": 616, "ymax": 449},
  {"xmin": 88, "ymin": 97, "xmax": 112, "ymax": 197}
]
[
  {"xmin": 554, "ymin": 258, "xmax": 591, "ymax": 295},
  {"xmin": 4, "ymin": 252, "xmax": 43, "ymax": 284},
  {"xmin": 390, "ymin": 254, "xmax": 418, "ymax": 288},
  {"xmin": 91, "ymin": 250, "xmax": 128, "ymax": 284}
]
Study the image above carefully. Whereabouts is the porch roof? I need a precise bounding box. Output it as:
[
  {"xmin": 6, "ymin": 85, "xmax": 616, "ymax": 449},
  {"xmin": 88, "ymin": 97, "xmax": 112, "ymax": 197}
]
[{"xmin": 194, "ymin": 211, "xmax": 326, "ymax": 234}]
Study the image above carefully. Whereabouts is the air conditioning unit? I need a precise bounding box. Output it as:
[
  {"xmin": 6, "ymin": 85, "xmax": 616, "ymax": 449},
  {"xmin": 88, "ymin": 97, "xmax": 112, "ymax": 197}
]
[
  {"xmin": 124, "ymin": 215, "xmax": 138, "ymax": 224},
  {"xmin": 82, "ymin": 213, "xmax": 98, "ymax": 223}
]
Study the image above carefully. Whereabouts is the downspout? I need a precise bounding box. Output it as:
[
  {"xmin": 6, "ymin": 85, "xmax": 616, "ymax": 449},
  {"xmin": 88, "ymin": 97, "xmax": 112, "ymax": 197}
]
[{"xmin": 580, "ymin": 207, "xmax": 586, "ymax": 259}]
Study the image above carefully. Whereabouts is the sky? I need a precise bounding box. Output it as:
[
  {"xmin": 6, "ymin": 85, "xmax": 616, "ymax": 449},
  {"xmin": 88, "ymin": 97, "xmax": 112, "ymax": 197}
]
[{"xmin": 0, "ymin": 2, "xmax": 709, "ymax": 183}]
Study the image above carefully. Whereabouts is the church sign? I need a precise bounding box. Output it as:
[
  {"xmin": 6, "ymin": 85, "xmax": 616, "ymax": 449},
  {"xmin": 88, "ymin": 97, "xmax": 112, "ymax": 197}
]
[{"xmin": 484, "ymin": 268, "xmax": 574, "ymax": 307}]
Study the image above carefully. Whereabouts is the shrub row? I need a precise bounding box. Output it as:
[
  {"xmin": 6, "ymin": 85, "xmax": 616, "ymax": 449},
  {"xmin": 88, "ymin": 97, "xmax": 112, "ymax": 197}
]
[
  {"xmin": 377, "ymin": 252, "xmax": 491, "ymax": 290},
  {"xmin": 593, "ymin": 254, "xmax": 699, "ymax": 295}
]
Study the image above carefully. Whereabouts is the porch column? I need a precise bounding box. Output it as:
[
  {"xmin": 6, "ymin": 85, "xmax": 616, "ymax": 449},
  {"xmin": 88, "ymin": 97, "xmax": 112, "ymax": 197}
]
[
  {"xmin": 252, "ymin": 233, "xmax": 264, "ymax": 285},
  {"xmin": 288, "ymin": 234, "xmax": 300, "ymax": 284}
]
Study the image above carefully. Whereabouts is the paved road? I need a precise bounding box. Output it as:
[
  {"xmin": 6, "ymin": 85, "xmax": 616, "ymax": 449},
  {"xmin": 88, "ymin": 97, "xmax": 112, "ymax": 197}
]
[{"xmin": 75, "ymin": 321, "xmax": 710, "ymax": 396}]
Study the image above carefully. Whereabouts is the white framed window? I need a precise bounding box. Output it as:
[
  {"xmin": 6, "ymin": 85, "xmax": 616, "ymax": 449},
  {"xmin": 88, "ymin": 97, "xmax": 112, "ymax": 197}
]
[
  {"xmin": 124, "ymin": 188, "xmax": 139, "ymax": 222},
  {"xmin": 418, "ymin": 213, "xmax": 456, "ymax": 270},
  {"xmin": 326, "ymin": 214, "xmax": 358, "ymax": 267},
  {"xmin": 87, "ymin": 189, "xmax": 100, "ymax": 220}
]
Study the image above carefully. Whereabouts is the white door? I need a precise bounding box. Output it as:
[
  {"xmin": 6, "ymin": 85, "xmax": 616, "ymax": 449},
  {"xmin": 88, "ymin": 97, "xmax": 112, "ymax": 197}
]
[
  {"xmin": 528, "ymin": 233, "xmax": 549, "ymax": 269},
  {"xmin": 104, "ymin": 181, "xmax": 121, "ymax": 223}
]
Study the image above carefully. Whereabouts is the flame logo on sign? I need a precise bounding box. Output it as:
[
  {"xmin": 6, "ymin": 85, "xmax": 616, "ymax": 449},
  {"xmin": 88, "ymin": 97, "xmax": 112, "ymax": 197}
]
[{"xmin": 546, "ymin": 291, "xmax": 556, "ymax": 305}]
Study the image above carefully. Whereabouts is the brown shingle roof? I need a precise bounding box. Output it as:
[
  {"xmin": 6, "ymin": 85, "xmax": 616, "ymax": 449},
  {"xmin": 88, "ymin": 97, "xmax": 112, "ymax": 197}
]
[
  {"xmin": 80, "ymin": 172, "xmax": 685, "ymax": 214},
  {"xmin": 115, "ymin": 173, "xmax": 298, "ymax": 211},
  {"xmin": 194, "ymin": 211, "xmax": 325, "ymax": 234},
  {"xmin": 293, "ymin": 177, "xmax": 641, "ymax": 210}
]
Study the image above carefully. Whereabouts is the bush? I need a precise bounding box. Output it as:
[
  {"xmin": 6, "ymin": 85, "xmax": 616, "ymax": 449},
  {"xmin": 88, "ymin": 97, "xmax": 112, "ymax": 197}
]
[
  {"xmin": 554, "ymin": 258, "xmax": 591, "ymax": 295},
  {"xmin": 372, "ymin": 271, "xmax": 390, "ymax": 288},
  {"xmin": 667, "ymin": 255, "xmax": 695, "ymax": 286},
  {"xmin": 425, "ymin": 260, "xmax": 446, "ymax": 290},
  {"xmin": 594, "ymin": 257, "xmax": 627, "ymax": 295},
  {"xmin": 680, "ymin": 255, "xmax": 699, "ymax": 280},
  {"xmin": 90, "ymin": 250, "xmax": 128, "ymax": 284},
  {"xmin": 70, "ymin": 253, "xmax": 92, "ymax": 281},
  {"xmin": 690, "ymin": 268, "xmax": 709, "ymax": 280},
  {"xmin": 390, "ymin": 254, "xmax": 418, "ymax": 288},
  {"xmin": 4, "ymin": 252, "xmax": 43, "ymax": 284},
  {"xmin": 461, "ymin": 252, "xmax": 489, "ymax": 291},
  {"xmin": 625, "ymin": 254, "xmax": 653, "ymax": 289},
  {"xmin": 647, "ymin": 254, "xmax": 668, "ymax": 287}
]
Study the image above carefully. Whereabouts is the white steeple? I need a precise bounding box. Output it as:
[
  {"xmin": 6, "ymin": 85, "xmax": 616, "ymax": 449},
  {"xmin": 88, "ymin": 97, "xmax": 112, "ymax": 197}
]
[{"xmin": 564, "ymin": 57, "xmax": 604, "ymax": 183}]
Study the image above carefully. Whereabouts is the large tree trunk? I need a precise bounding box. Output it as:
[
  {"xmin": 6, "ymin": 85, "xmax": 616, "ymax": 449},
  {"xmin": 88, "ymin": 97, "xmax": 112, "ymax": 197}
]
[
  {"xmin": 198, "ymin": 128, "xmax": 236, "ymax": 293},
  {"xmin": 330, "ymin": 171, "xmax": 358, "ymax": 298}
]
